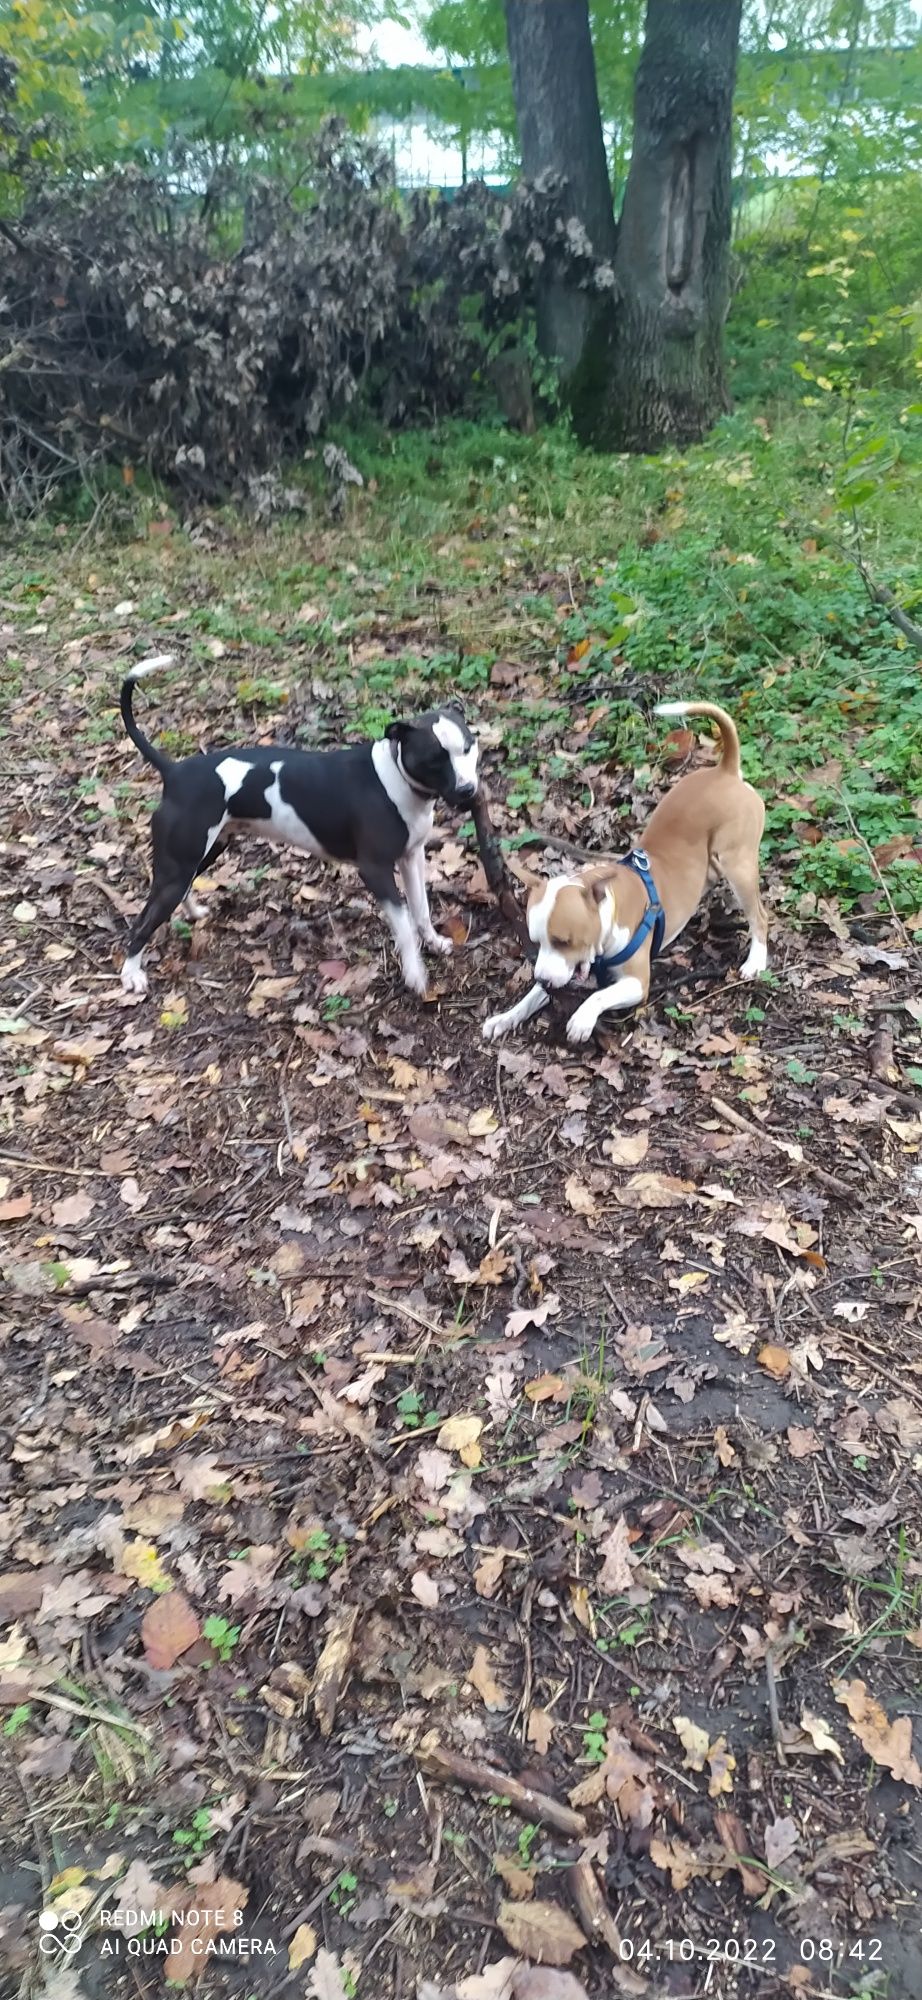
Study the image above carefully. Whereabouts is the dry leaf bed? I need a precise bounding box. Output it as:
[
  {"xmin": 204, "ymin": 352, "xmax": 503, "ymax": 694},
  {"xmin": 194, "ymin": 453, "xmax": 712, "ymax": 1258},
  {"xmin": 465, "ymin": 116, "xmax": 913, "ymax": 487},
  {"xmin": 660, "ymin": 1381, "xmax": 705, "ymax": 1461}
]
[{"xmin": 1, "ymin": 526, "xmax": 921, "ymax": 2000}]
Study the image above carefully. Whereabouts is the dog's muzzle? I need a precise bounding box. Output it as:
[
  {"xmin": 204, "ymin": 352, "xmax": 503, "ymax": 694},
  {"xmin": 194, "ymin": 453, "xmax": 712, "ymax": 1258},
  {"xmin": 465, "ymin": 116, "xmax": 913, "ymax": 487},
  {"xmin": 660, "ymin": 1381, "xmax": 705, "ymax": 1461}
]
[{"xmin": 446, "ymin": 782, "xmax": 478, "ymax": 806}]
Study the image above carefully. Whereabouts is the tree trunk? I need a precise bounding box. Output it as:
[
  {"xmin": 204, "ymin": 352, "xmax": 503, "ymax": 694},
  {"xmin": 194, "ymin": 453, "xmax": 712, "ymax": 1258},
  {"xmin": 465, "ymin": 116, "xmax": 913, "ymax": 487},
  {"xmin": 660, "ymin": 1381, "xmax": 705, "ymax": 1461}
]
[
  {"xmin": 572, "ymin": 0, "xmax": 742, "ymax": 450},
  {"xmin": 504, "ymin": 0, "xmax": 617, "ymax": 379}
]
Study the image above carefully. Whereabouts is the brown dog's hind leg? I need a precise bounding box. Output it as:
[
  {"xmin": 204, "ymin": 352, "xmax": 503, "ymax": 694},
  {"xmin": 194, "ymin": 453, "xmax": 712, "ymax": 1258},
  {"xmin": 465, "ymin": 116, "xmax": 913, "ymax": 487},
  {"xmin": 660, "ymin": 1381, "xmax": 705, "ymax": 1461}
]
[{"xmin": 713, "ymin": 846, "xmax": 768, "ymax": 978}]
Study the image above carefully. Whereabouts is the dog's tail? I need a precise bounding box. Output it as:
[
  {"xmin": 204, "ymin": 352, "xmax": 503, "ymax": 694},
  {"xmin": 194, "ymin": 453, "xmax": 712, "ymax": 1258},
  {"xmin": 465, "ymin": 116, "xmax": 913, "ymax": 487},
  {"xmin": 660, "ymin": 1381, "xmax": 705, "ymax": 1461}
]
[
  {"xmin": 120, "ymin": 655, "xmax": 176, "ymax": 777},
  {"xmin": 655, "ymin": 700, "xmax": 741, "ymax": 780}
]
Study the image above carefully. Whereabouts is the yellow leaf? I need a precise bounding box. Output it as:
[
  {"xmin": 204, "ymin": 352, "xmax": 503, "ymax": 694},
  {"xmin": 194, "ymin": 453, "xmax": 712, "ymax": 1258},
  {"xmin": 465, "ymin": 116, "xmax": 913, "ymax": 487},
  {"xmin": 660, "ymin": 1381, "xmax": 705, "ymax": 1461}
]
[
  {"xmin": 436, "ymin": 1414, "xmax": 483, "ymax": 1457},
  {"xmin": 50, "ymin": 1868, "xmax": 87, "ymax": 1897},
  {"xmin": 288, "ymin": 1923, "xmax": 317, "ymax": 1970},
  {"xmin": 468, "ymin": 1106, "xmax": 498, "ymax": 1137},
  {"xmin": 159, "ymin": 994, "xmax": 188, "ymax": 1029},
  {"xmin": 674, "ymin": 1715, "xmax": 709, "ymax": 1771},
  {"xmin": 120, "ymin": 1540, "xmax": 172, "ymax": 1592}
]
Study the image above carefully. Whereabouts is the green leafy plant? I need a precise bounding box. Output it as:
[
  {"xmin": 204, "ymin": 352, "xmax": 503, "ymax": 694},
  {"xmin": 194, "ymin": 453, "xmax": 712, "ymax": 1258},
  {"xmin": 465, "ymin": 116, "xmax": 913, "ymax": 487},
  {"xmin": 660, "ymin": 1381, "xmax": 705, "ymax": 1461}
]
[
  {"xmin": 582, "ymin": 1711, "xmax": 608, "ymax": 1765},
  {"xmin": 202, "ymin": 1615, "xmax": 241, "ymax": 1664},
  {"xmin": 172, "ymin": 1807, "xmax": 214, "ymax": 1861}
]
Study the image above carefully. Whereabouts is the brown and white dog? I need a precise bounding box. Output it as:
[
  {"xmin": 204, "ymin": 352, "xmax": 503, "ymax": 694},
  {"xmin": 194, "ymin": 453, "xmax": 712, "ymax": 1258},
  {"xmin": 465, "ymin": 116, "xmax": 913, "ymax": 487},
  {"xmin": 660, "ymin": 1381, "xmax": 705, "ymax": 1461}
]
[{"xmin": 483, "ymin": 701, "xmax": 767, "ymax": 1046}]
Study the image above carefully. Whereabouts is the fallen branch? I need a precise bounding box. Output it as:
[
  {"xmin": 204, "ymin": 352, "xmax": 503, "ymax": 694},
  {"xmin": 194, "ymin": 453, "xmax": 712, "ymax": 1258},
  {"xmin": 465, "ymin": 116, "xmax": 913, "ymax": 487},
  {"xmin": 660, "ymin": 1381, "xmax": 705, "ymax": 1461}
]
[
  {"xmin": 470, "ymin": 786, "xmax": 531, "ymax": 953},
  {"xmin": 711, "ymin": 1093, "xmax": 852, "ymax": 1200},
  {"xmin": 568, "ymin": 1857, "xmax": 648, "ymax": 1995},
  {"xmin": 850, "ymin": 549, "xmax": 922, "ymax": 651},
  {"xmin": 415, "ymin": 1734, "xmax": 586, "ymax": 1838}
]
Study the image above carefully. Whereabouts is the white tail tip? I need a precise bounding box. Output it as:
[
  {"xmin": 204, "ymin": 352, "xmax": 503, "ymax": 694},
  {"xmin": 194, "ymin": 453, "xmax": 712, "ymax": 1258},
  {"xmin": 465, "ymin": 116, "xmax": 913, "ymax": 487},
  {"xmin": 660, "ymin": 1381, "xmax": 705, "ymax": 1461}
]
[
  {"xmin": 127, "ymin": 653, "xmax": 175, "ymax": 681},
  {"xmin": 655, "ymin": 701, "xmax": 688, "ymax": 718}
]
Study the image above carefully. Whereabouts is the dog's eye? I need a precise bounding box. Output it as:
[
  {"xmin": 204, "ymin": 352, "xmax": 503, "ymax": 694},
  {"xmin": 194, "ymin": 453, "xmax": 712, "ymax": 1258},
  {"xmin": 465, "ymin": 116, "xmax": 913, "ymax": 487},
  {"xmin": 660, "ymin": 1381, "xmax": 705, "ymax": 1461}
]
[{"xmin": 548, "ymin": 934, "xmax": 568, "ymax": 951}]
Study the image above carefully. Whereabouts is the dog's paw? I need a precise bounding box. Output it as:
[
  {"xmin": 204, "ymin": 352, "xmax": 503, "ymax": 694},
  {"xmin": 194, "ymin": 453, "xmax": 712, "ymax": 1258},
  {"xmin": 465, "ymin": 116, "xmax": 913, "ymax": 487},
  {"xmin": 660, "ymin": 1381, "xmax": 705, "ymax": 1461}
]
[
  {"xmin": 121, "ymin": 959, "xmax": 148, "ymax": 997},
  {"xmin": 566, "ymin": 1004, "xmax": 598, "ymax": 1045},
  {"xmin": 183, "ymin": 891, "xmax": 209, "ymax": 922},
  {"xmin": 739, "ymin": 942, "xmax": 769, "ymax": 980},
  {"xmin": 403, "ymin": 959, "xmax": 429, "ymax": 997},
  {"xmin": 426, "ymin": 930, "xmax": 454, "ymax": 957},
  {"xmin": 482, "ymin": 1012, "xmax": 509, "ymax": 1043}
]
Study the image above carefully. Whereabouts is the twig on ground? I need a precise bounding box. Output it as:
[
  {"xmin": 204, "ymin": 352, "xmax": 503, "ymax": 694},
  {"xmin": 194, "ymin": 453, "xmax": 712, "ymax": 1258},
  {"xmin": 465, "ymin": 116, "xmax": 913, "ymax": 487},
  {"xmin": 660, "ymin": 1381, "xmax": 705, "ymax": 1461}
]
[
  {"xmin": 415, "ymin": 1736, "xmax": 587, "ymax": 1838},
  {"xmin": 869, "ymin": 1018, "xmax": 900, "ymax": 1084},
  {"xmin": 838, "ymin": 792, "xmax": 921, "ymax": 959},
  {"xmin": 568, "ymin": 1857, "xmax": 648, "ymax": 1995},
  {"xmin": 765, "ymin": 1647, "xmax": 787, "ymax": 1765},
  {"xmin": 711, "ymin": 1092, "xmax": 853, "ymax": 1199},
  {"xmin": 837, "ymin": 539, "xmax": 922, "ymax": 650}
]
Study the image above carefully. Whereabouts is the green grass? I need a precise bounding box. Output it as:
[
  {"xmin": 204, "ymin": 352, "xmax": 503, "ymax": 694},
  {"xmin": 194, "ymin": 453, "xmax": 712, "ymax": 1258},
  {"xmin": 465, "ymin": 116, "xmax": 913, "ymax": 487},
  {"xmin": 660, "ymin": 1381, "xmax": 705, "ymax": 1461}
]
[{"xmin": 1, "ymin": 394, "xmax": 920, "ymax": 920}]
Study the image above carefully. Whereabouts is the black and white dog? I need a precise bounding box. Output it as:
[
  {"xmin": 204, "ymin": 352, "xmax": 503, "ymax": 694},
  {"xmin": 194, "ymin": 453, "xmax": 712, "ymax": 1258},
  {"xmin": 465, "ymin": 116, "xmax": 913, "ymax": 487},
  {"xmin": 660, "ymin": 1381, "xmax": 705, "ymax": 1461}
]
[{"xmin": 118, "ymin": 656, "xmax": 478, "ymax": 998}]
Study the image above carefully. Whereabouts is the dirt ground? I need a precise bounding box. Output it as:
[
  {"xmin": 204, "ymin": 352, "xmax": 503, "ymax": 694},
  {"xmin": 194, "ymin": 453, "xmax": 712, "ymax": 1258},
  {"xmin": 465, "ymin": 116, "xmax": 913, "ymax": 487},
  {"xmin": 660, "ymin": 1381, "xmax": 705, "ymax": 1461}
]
[{"xmin": 2, "ymin": 532, "xmax": 922, "ymax": 2000}]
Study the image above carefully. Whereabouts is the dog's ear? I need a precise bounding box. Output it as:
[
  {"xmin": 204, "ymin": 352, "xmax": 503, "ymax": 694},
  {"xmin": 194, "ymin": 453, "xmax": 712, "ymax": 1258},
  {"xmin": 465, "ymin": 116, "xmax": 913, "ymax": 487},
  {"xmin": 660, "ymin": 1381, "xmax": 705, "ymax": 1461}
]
[
  {"xmin": 582, "ymin": 867, "xmax": 618, "ymax": 907},
  {"xmin": 385, "ymin": 720, "xmax": 410, "ymax": 745},
  {"xmin": 443, "ymin": 697, "xmax": 466, "ymax": 721}
]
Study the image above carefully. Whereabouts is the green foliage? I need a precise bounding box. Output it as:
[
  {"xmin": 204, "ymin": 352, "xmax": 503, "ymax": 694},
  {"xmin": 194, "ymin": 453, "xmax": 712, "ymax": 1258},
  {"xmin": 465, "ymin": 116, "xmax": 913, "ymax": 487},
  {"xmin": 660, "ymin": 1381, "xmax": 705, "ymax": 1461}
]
[
  {"xmin": 172, "ymin": 1806, "xmax": 214, "ymax": 1858},
  {"xmin": 202, "ymin": 1614, "xmax": 241, "ymax": 1662},
  {"xmin": 582, "ymin": 1710, "xmax": 608, "ymax": 1764},
  {"xmin": 570, "ymin": 400, "xmax": 922, "ymax": 913}
]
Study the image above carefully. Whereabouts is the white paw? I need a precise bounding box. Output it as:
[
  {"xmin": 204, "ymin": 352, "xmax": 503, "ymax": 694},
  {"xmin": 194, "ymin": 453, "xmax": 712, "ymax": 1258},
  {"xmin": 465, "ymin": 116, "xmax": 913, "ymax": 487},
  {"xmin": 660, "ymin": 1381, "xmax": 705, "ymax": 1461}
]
[
  {"xmin": 425, "ymin": 930, "xmax": 454, "ymax": 957},
  {"xmin": 403, "ymin": 958, "xmax": 429, "ymax": 997},
  {"xmin": 739, "ymin": 943, "xmax": 768, "ymax": 980},
  {"xmin": 121, "ymin": 959, "xmax": 148, "ymax": 996},
  {"xmin": 566, "ymin": 1004, "xmax": 598, "ymax": 1045},
  {"xmin": 482, "ymin": 1013, "xmax": 510, "ymax": 1043}
]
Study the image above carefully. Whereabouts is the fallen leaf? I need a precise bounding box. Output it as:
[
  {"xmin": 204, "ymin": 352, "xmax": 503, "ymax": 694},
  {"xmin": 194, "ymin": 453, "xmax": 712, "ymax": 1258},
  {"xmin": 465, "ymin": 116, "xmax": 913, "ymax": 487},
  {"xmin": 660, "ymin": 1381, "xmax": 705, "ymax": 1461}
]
[
  {"xmin": 674, "ymin": 1716, "xmax": 710, "ymax": 1771},
  {"xmin": 504, "ymin": 1299, "xmax": 560, "ymax": 1339},
  {"xmin": 121, "ymin": 1540, "xmax": 171, "ymax": 1591},
  {"xmin": 603, "ymin": 1130, "xmax": 649, "ymax": 1167},
  {"xmin": 496, "ymin": 1899, "xmax": 586, "ymax": 1967},
  {"xmin": 785, "ymin": 1427, "xmax": 822, "ymax": 1466},
  {"xmin": 52, "ymin": 1190, "xmax": 94, "ymax": 1229},
  {"xmin": 514, "ymin": 1972, "xmax": 591, "ymax": 2000},
  {"xmin": 676, "ymin": 1539, "xmax": 735, "ymax": 1576},
  {"xmin": 474, "ymin": 1550, "xmax": 507, "ymax": 1599},
  {"xmin": 411, "ymin": 1570, "xmax": 440, "ymax": 1609},
  {"xmin": 437, "ymin": 1413, "xmax": 484, "ymax": 1465},
  {"xmin": 764, "ymin": 1816, "xmax": 799, "ymax": 1871},
  {"xmin": 289, "ymin": 1922, "xmax": 318, "ymax": 1971},
  {"xmin": 527, "ymin": 1707, "xmax": 554, "ymax": 1755},
  {"xmin": 834, "ymin": 1678, "xmax": 922, "ymax": 1785},
  {"xmin": 614, "ymin": 1171, "xmax": 694, "ymax": 1208},
  {"xmin": 140, "ymin": 1591, "xmax": 200, "ymax": 1670},
  {"xmin": 705, "ymin": 1735, "xmax": 736, "ymax": 1797},
  {"xmin": 306, "ymin": 1946, "xmax": 351, "ymax": 1998},
  {"xmin": 314, "ymin": 1607, "xmax": 359, "ymax": 1739},
  {"xmin": 758, "ymin": 1343, "xmax": 791, "ymax": 1379},
  {"xmin": 564, "ymin": 1176, "xmax": 596, "ymax": 1216},
  {"xmin": 789, "ymin": 1708, "xmax": 844, "ymax": 1763},
  {"xmin": 597, "ymin": 1517, "xmax": 638, "ymax": 1593},
  {"xmin": 456, "ymin": 1962, "xmax": 519, "ymax": 2000},
  {"xmin": 467, "ymin": 1644, "xmax": 510, "ymax": 1712},
  {"xmin": 649, "ymin": 1835, "xmax": 710, "ymax": 1890},
  {"xmin": 0, "ymin": 1193, "xmax": 32, "ymax": 1222},
  {"xmin": 494, "ymin": 1852, "xmax": 536, "ymax": 1899},
  {"xmin": 715, "ymin": 1808, "xmax": 763, "ymax": 1895},
  {"xmin": 469, "ymin": 1106, "xmax": 499, "ymax": 1136},
  {"xmin": 524, "ymin": 1372, "xmax": 566, "ymax": 1404},
  {"xmin": 173, "ymin": 1453, "xmax": 231, "ymax": 1501}
]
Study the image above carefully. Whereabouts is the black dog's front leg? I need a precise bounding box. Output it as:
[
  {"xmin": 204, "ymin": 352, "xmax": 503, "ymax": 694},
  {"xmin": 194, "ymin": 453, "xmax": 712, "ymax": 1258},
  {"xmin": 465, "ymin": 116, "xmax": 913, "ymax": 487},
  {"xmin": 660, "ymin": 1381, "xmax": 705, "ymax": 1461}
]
[{"xmin": 357, "ymin": 857, "xmax": 427, "ymax": 995}]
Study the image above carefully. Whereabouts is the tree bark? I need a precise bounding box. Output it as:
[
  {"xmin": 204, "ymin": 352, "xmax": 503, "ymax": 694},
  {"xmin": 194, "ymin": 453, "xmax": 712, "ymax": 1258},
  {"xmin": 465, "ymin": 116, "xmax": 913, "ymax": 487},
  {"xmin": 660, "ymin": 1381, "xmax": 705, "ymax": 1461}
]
[
  {"xmin": 572, "ymin": 0, "xmax": 742, "ymax": 450},
  {"xmin": 504, "ymin": 0, "xmax": 617, "ymax": 379}
]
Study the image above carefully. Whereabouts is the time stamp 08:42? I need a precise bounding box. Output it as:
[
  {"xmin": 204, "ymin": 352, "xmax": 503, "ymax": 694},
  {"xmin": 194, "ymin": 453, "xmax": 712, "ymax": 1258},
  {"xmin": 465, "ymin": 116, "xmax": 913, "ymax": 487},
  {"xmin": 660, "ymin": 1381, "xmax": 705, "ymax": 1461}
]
[{"xmin": 614, "ymin": 1933, "xmax": 889, "ymax": 1985}]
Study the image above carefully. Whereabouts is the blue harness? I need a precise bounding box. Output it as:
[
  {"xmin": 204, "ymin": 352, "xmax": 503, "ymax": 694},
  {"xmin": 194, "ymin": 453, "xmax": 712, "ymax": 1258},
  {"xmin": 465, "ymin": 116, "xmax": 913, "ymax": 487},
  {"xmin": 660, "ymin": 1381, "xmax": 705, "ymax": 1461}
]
[{"xmin": 592, "ymin": 848, "xmax": 666, "ymax": 988}]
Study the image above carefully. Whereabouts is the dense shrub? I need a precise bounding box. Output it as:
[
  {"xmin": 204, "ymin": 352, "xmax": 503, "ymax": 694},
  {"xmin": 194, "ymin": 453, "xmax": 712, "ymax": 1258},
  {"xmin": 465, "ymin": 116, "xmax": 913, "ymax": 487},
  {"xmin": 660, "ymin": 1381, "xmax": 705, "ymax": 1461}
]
[{"xmin": 0, "ymin": 115, "xmax": 611, "ymax": 513}]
